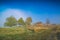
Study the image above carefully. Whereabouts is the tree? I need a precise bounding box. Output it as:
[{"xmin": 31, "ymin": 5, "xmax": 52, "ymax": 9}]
[
  {"xmin": 46, "ymin": 18, "xmax": 50, "ymax": 26},
  {"xmin": 46, "ymin": 18, "xmax": 50, "ymax": 24},
  {"xmin": 25, "ymin": 17, "xmax": 32, "ymax": 25},
  {"xmin": 4, "ymin": 16, "xmax": 17, "ymax": 27},
  {"xmin": 18, "ymin": 18, "xmax": 25, "ymax": 26}
]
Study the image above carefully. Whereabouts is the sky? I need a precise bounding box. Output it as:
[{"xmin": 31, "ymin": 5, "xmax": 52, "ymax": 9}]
[{"xmin": 0, "ymin": 0, "xmax": 60, "ymax": 26}]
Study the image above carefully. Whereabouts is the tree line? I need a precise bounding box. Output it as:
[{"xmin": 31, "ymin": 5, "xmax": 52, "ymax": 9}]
[
  {"xmin": 4, "ymin": 16, "xmax": 50, "ymax": 27},
  {"xmin": 4, "ymin": 16, "xmax": 32, "ymax": 27}
]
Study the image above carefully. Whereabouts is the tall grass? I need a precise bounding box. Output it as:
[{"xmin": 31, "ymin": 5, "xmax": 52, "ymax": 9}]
[{"xmin": 0, "ymin": 27, "xmax": 59, "ymax": 40}]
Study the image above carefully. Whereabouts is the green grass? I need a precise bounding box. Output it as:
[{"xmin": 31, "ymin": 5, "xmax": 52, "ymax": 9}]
[
  {"xmin": 0, "ymin": 27, "xmax": 59, "ymax": 40},
  {"xmin": 0, "ymin": 27, "xmax": 26, "ymax": 35}
]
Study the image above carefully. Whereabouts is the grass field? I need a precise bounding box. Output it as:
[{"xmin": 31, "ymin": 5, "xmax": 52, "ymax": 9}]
[{"xmin": 0, "ymin": 27, "xmax": 60, "ymax": 40}]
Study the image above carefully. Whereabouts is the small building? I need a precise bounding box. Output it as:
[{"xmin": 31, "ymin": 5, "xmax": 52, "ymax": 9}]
[{"xmin": 33, "ymin": 22, "xmax": 43, "ymax": 27}]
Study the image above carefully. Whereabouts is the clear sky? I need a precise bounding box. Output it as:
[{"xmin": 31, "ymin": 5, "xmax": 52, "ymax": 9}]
[{"xmin": 0, "ymin": 0, "xmax": 60, "ymax": 26}]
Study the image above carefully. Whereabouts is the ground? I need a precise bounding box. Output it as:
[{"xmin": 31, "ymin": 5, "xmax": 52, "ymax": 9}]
[{"xmin": 0, "ymin": 26, "xmax": 60, "ymax": 40}]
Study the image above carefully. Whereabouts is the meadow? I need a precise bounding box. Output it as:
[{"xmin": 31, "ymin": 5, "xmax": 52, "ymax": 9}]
[{"xmin": 0, "ymin": 26, "xmax": 60, "ymax": 40}]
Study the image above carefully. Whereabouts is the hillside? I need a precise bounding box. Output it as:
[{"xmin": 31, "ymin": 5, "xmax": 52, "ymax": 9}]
[{"xmin": 0, "ymin": 26, "xmax": 60, "ymax": 40}]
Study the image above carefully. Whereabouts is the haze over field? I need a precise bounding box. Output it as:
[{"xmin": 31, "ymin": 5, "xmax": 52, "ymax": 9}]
[{"xmin": 0, "ymin": 0, "xmax": 60, "ymax": 26}]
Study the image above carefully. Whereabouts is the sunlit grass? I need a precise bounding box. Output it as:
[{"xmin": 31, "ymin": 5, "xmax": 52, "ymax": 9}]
[
  {"xmin": 0, "ymin": 27, "xmax": 26, "ymax": 35},
  {"xmin": 0, "ymin": 26, "xmax": 60, "ymax": 40}
]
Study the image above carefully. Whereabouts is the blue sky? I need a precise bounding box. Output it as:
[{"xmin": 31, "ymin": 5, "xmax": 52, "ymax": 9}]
[{"xmin": 0, "ymin": 0, "xmax": 60, "ymax": 26}]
